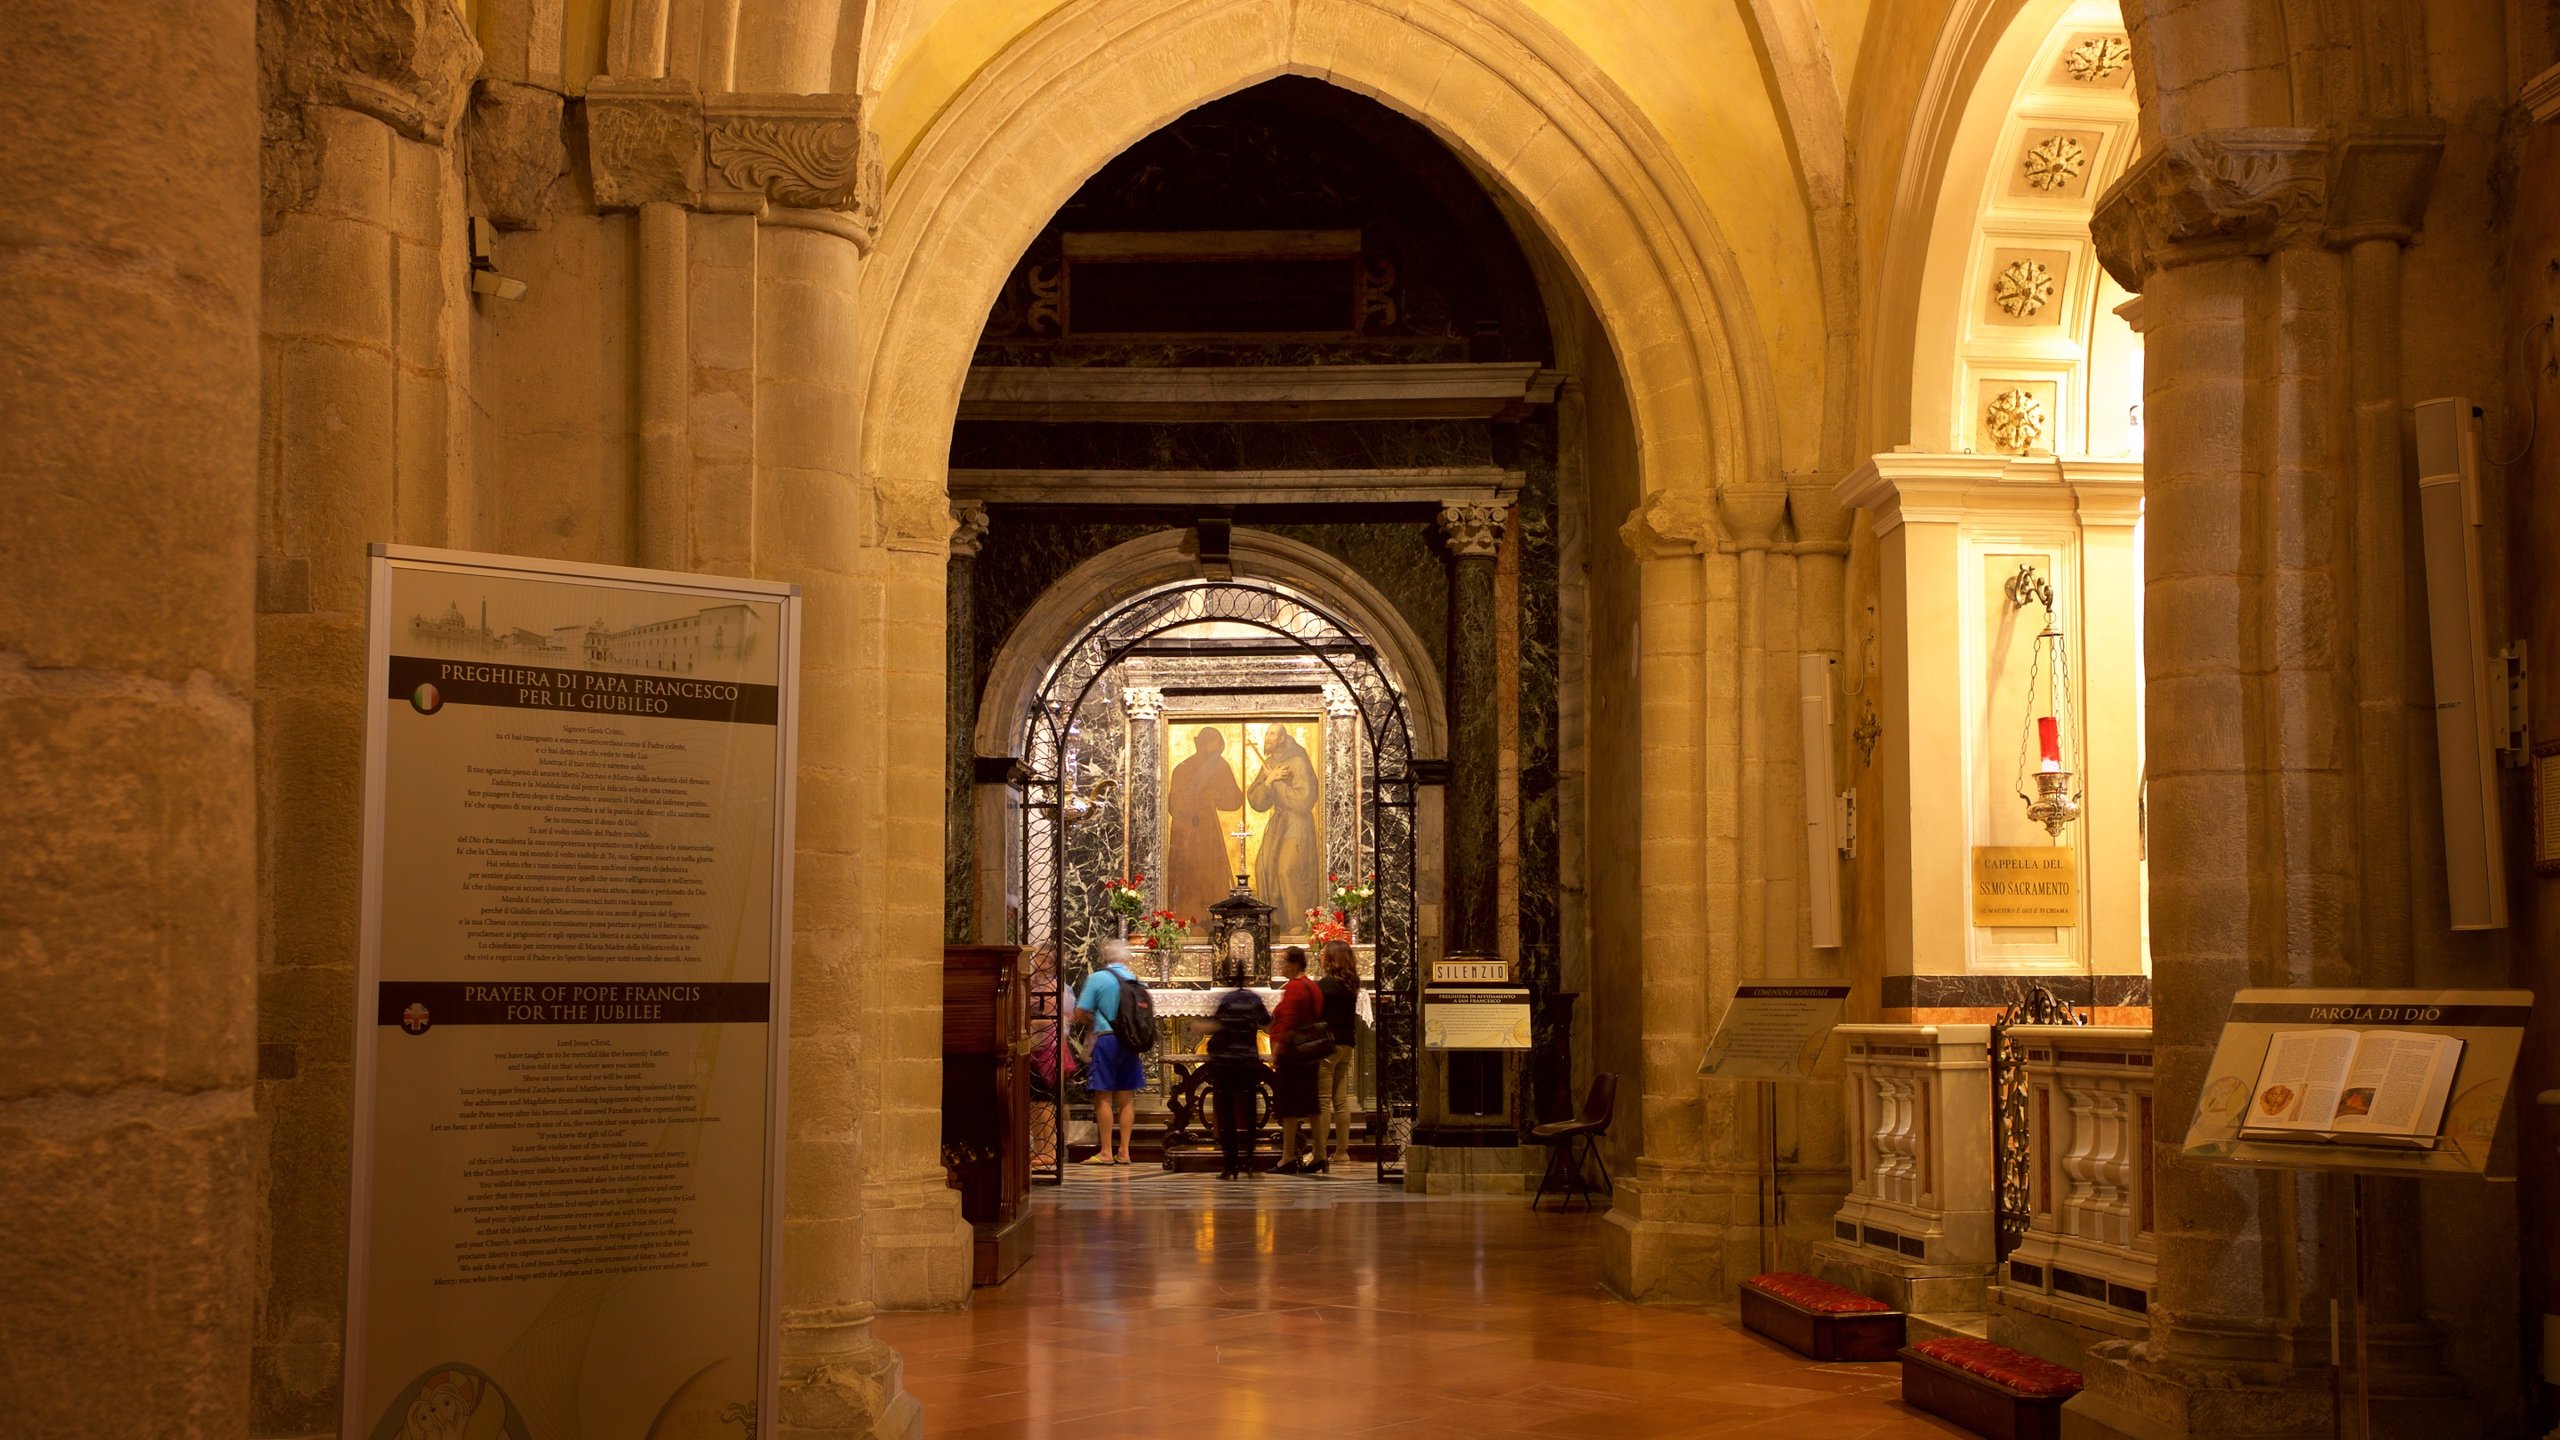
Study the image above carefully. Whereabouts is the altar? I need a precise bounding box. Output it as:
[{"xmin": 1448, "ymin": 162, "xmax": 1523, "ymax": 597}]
[{"xmin": 1138, "ymin": 980, "xmax": 1382, "ymax": 1172}]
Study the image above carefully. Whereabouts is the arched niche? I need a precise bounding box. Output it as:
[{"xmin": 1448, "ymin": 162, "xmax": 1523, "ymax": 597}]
[
  {"xmin": 975, "ymin": 527, "xmax": 1449, "ymax": 763},
  {"xmin": 1869, "ymin": 0, "xmax": 2143, "ymax": 456}
]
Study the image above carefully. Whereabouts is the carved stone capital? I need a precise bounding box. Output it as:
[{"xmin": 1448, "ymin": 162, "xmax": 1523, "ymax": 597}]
[
  {"xmin": 2094, "ymin": 124, "xmax": 2449, "ymax": 289},
  {"xmin": 467, "ymin": 80, "xmax": 567, "ymax": 230},
  {"xmin": 581, "ymin": 85, "xmax": 883, "ymax": 248},
  {"xmin": 1716, "ymin": 487, "xmax": 1788, "ymax": 552},
  {"xmin": 872, "ymin": 482, "xmax": 948, "ymax": 554},
  {"xmin": 1784, "ymin": 474, "xmax": 1855, "ymax": 547},
  {"xmin": 707, "ymin": 93, "xmax": 881, "ymax": 235},
  {"xmin": 1322, "ymin": 681, "xmax": 1358, "ymax": 717},
  {"xmin": 1119, "ymin": 685, "xmax": 1165, "ymax": 721},
  {"xmin": 948, "ymin": 502, "xmax": 990, "ymax": 560},
  {"xmin": 1437, "ymin": 503, "xmax": 1506, "ymax": 559},
  {"xmin": 2325, "ymin": 122, "xmax": 2445, "ymax": 247},
  {"xmin": 585, "ymin": 77, "xmax": 705, "ymax": 210},
  {"xmin": 1617, "ymin": 490, "xmax": 1715, "ymax": 561},
  {"xmin": 2092, "ymin": 128, "xmax": 2326, "ymax": 289},
  {"xmin": 267, "ymin": 0, "xmax": 483, "ymax": 143}
]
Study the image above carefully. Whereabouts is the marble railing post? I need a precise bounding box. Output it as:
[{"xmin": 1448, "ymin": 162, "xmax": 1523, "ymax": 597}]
[
  {"xmin": 5, "ymin": 0, "xmax": 261, "ymax": 1430},
  {"xmin": 1438, "ymin": 503, "xmax": 1506, "ymax": 958},
  {"xmin": 947, "ymin": 503, "xmax": 988, "ymax": 942}
]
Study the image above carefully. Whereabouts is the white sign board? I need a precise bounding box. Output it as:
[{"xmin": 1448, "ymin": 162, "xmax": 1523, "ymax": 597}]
[
  {"xmin": 1698, "ymin": 983, "xmax": 1851, "ymax": 1079},
  {"xmin": 345, "ymin": 546, "xmax": 798, "ymax": 1440}
]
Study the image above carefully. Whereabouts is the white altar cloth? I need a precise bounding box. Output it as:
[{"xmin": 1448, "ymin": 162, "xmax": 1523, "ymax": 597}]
[{"xmin": 1146, "ymin": 986, "xmax": 1374, "ymax": 1028}]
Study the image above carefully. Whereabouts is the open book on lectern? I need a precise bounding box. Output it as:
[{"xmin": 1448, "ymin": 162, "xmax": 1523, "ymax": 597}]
[{"xmin": 2239, "ymin": 1028, "xmax": 2465, "ymax": 1149}]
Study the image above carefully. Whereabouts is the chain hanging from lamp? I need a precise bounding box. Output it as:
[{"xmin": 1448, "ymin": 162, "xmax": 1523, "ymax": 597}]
[{"xmin": 2006, "ymin": 562, "xmax": 2082, "ymax": 838}]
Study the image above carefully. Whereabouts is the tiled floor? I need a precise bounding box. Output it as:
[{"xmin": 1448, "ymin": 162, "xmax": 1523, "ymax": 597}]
[{"xmin": 873, "ymin": 1170, "xmax": 1969, "ymax": 1439}]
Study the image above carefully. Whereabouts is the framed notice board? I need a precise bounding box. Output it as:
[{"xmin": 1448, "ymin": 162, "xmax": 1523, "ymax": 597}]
[{"xmin": 344, "ymin": 546, "xmax": 799, "ymax": 1439}]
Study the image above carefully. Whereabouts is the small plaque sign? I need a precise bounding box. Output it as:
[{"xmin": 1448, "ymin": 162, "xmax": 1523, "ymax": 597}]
[
  {"xmin": 1698, "ymin": 983, "xmax": 1851, "ymax": 1079},
  {"xmin": 1971, "ymin": 844, "xmax": 2078, "ymax": 925},
  {"xmin": 1432, "ymin": 957, "xmax": 1510, "ymax": 985}
]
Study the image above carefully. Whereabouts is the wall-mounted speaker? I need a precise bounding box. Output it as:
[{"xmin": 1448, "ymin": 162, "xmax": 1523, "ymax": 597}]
[{"xmin": 2411, "ymin": 397, "xmax": 2508, "ymax": 930}]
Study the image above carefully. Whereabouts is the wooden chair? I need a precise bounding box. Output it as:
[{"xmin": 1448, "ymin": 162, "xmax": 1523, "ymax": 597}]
[{"xmin": 1528, "ymin": 1072, "xmax": 1617, "ymax": 1212}]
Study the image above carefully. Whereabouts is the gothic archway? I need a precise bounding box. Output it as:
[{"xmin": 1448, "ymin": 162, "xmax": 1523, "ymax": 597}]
[{"xmin": 1018, "ymin": 578, "xmax": 1421, "ymax": 1182}]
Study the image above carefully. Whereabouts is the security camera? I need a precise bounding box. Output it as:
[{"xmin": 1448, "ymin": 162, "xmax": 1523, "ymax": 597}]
[{"xmin": 467, "ymin": 216, "xmax": 529, "ymax": 302}]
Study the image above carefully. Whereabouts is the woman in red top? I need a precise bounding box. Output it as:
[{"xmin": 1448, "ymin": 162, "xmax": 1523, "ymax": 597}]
[{"xmin": 1268, "ymin": 946, "xmax": 1329, "ymax": 1172}]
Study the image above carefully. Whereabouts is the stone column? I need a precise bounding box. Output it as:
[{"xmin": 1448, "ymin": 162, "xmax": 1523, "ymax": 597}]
[
  {"xmin": 254, "ymin": 5, "xmax": 479, "ymax": 1427},
  {"xmin": 1119, "ymin": 683, "xmax": 1166, "ymax": 913},
  {"xmin": 2, "ymin": 0, "xmax": 260, "ymax": 1431},
  {"xmin": 947, "ymin": 503, "xmax": 989, "ymax": 942},
  {"xmin": 1600, "ymin": 494, "xmax": 1741, "ymax": 1299},
  {"xmin": 2074, "ymin": 125, "xmax": 2461, "ymax": 1440},
  {"xmin": 1438, "ymin": 503, "xmax": 1506, "ymax": 956},
  {"xmin": 1322, "ymin": 681, "xmax": 1362, "ymax": 887},
  {"xmin": 573, "ymin": 90, "xmax": 956, "ymax": 1436}
]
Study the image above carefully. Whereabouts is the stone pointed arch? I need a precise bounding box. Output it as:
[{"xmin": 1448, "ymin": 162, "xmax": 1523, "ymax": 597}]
[{"xmin": 855, "ymin": 0, "xmax": 1781, "ymax": 520}]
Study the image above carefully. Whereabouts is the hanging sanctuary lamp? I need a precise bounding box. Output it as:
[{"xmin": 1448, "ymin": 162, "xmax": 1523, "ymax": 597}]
[{"xmin": 2007, "ymin": 563, "xmax": 2083, "ymax": 839}]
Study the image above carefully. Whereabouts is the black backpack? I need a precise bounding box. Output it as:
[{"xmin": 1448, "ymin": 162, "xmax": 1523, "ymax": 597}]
[{"xmin": 1108, "ymin": 970, "xmax": 1159, "ymax": 1053}]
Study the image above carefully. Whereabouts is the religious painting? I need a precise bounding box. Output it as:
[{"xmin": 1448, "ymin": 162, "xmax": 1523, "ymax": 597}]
[{"xmin": 1161, "ymin": 716, "xmax": 1325, "ymax": 937}]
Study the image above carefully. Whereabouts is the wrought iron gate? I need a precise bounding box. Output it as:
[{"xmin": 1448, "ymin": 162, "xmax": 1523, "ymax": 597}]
[
  {"xmin": 1991, "ymin": 984, "xmax": 2087, "ymax": 1257},
  {"xmin": 1014, "ymin": 580, "xmax": 1419, "ymax": 1183}
]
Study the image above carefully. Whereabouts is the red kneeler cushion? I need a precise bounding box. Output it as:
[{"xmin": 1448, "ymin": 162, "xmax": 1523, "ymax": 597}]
[
  {"xmin": 1744, "ymin": 1272, "xmax": 1894, "ymax": 1316},
  {"xmin": 1906, "ymin": 1337, "xmax": 2083, "ymax": 1399}
]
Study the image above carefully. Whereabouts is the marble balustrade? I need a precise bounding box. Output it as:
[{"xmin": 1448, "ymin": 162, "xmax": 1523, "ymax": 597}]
[
  {"xmin": 1829, "ymin": 1024, "xmax": 1996, "ymax": 1273},
  {"xmin": 2000, "ymin": 1024, "xmax": 2156, "ymax": 1320}
]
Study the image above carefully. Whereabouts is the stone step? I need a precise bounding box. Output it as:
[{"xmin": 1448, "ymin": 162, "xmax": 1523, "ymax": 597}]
[{"xmin": 1906, "ymin": 1311, "xmax": 1990, "ymax": 1344}]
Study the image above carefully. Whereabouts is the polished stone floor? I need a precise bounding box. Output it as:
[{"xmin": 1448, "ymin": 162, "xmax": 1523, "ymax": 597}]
[{"xmin": 872, "ymin": 1170, "xmax": 1967, "ymax": 1439}]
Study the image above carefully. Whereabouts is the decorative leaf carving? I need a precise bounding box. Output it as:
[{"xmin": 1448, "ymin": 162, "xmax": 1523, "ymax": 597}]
[
  {"xmin": 1025, "ymin": 263, "xmax": 1064, "ymax": 335},
  {"xmin": 708, "ymin": 114, "xmax": 872, "ymax": 211},
  {"xmin": 1358, "ymin": 258, "xmax": 1399, "ymax": 331}
]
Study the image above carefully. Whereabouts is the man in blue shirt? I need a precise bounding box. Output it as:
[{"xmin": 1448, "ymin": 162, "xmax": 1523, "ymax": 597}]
[{"xmin": 1073, "ymin": 940, "xmax": 1144, "ymax": 1165}]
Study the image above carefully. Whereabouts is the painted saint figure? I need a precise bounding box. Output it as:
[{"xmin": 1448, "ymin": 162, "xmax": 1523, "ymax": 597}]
[
  {"xmin": 1166, "ymin": 726, "xmax": 1247, "ymax": 927},
  {"xmin": 1247, "ymin": 723, "xmax": 1322, "ymax": 929}
]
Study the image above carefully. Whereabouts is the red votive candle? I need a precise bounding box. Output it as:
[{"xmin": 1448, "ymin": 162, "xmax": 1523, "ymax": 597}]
[{"xmin": 2037, "ymin": 715, "xmax": 2061, "ymax": 771}]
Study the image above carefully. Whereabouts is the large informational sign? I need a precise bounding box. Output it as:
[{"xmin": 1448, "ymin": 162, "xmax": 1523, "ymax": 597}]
[
  {"xmin": 1698, "ymin": 983, "xmax": 1851, "ymax": 1079},
  {"xmin": 345, "ymin": 546, "xmax": 798, "ymax": 1440}
]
